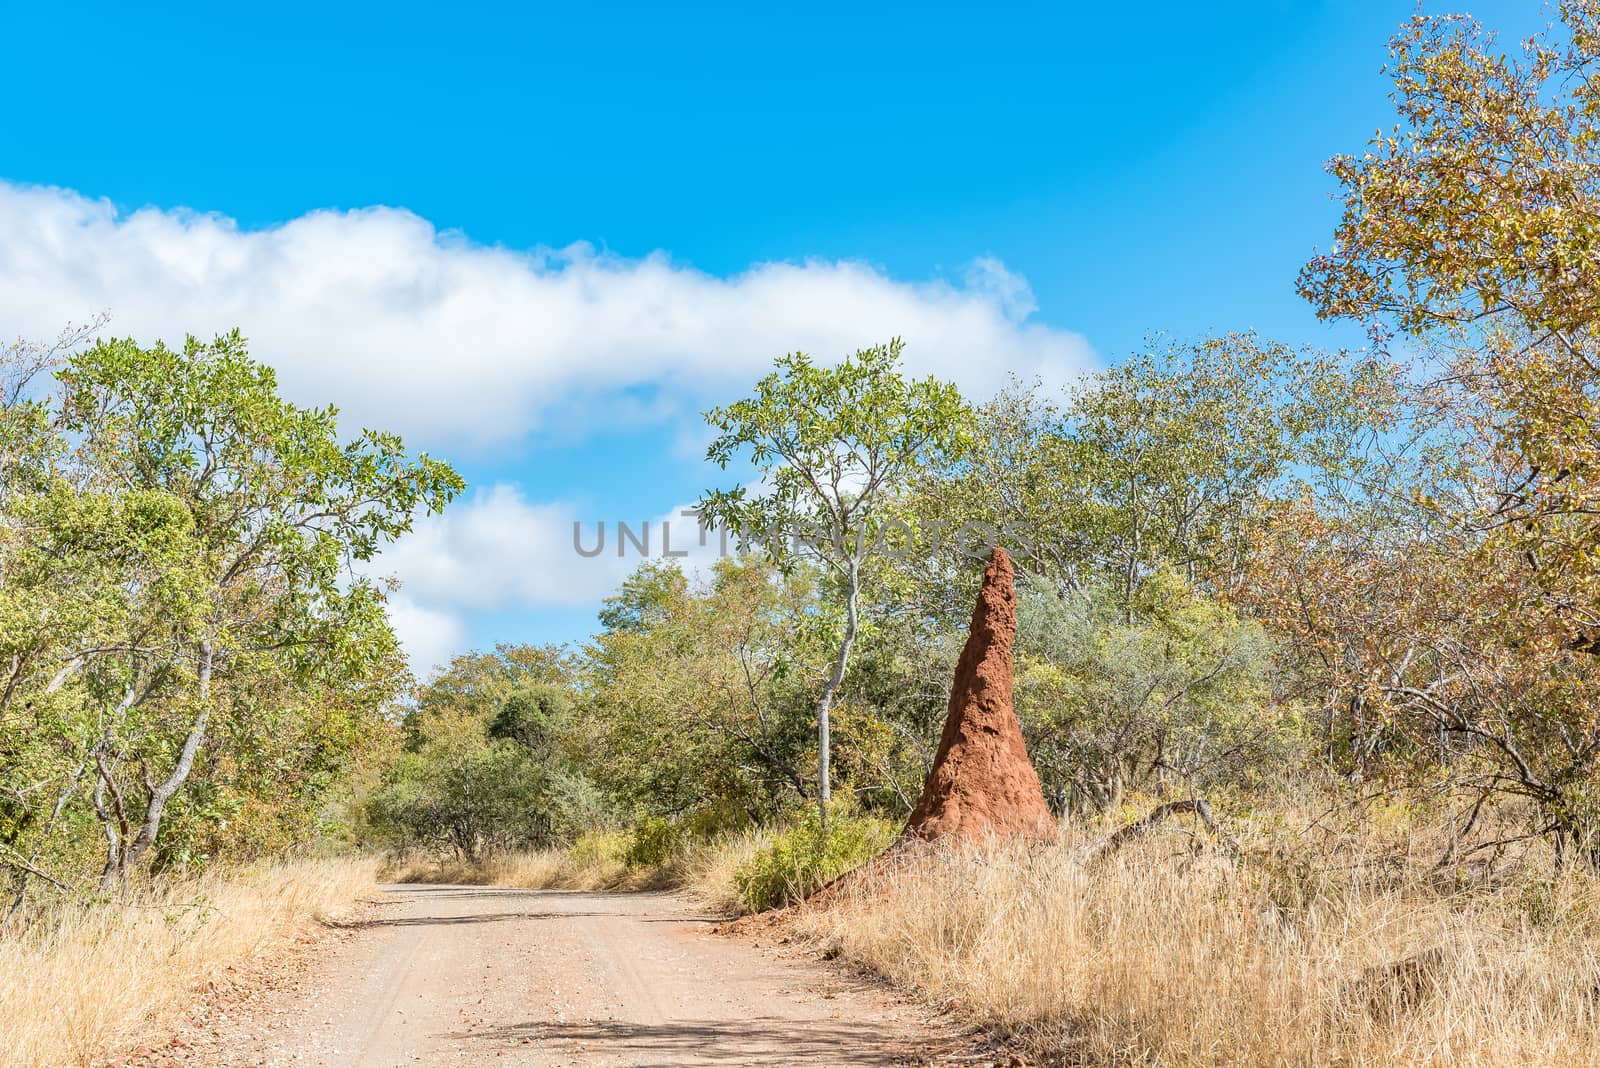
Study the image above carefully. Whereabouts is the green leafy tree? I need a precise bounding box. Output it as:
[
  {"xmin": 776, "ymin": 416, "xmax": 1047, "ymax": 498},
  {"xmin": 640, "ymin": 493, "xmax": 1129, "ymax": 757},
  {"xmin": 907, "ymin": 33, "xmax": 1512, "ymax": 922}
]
[
  {"xmin": 578, "ymin": 557, "xmax": 820, "ymax": 827},
  {"xmin": 698, "ymin": 340, "xmax": 971, "ymax": 830},
  {"xmin": 406, "ymin": 643, "xmax": 574, "ymax": 748},
  {"xmin": 489, "ymin": 683, "xmax": 573, "ymax": 755},
  {"xmin": 910, "ymin": 334, "xmax": 1396, "ymax": 615},
  {"xmin": 10, "ymin": 331, "xmax": 461, "ymax": 892},
  {"xmin": 368, "ymin": 742, "xmax": 561, "ymax": 859},
  {"xmin": 1014, "ymin": 569, "xmax": 1293, "ymax": 813},
  {"xmin": 369, "ymin": 637, "xmax": 603, "ymax": 856}
]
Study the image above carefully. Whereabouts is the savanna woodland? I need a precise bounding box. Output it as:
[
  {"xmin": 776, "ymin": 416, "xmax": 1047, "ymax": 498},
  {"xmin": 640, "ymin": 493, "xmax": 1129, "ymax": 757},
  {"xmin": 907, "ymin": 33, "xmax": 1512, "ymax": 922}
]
[{"xmin": 10, "ymin": 6, "xmax": 1600, "ymax": 1067}]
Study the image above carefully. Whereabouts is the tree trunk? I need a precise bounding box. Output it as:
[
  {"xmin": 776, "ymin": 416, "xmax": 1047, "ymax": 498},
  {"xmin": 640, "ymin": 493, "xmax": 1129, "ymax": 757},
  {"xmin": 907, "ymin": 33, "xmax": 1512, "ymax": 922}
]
[
  {"xmin": 97, "ymin": 640, "xmax": 214, "ymax": 892},
  {"xmin": 813, "ymin": 559, "xmax": 861, "ymax": 835}
]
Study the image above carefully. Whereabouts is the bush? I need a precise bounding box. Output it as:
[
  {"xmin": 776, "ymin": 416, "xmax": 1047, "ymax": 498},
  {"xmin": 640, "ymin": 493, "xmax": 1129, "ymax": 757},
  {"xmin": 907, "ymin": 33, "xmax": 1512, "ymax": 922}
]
[
  {"xmin": 365, "ymin": 742, "xmax": 556, "ymax": 858},
  {"xmin": 564, "ymin": 829, "xmax": 630, "ymax": 870},
  {"xmin": 624, "ymin": 815, "xmax": 680, "ymax": 868},
  {"xmin": 488, "ymin": 684, "xmax": 572, "ymax": 753},
  {"xmin": 1013, "ymin": 573, "xmax": 1301, "ymax": 813},
  {"xmin": 735, "ymin": 808, "xmax": 894, "ymax": 912}
]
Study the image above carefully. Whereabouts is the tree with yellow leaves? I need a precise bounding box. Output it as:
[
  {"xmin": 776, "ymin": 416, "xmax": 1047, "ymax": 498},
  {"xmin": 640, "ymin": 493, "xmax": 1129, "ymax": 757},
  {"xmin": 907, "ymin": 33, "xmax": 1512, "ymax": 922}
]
[{"xmin": 1280, "ymin": 2, "xmax": 1600, "ymax": 866}]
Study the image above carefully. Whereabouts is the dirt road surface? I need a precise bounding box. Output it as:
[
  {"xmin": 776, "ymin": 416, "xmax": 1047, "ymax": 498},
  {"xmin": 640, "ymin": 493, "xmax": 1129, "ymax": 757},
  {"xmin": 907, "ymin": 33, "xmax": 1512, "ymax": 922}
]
[{"xmin": 149, "ymin": 885, "xmax": 970, "ymax": 1067}]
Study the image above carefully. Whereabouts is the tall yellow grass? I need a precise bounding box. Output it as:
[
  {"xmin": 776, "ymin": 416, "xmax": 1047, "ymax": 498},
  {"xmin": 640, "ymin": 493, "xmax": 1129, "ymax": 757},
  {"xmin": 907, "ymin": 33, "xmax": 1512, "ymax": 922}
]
[
  {"xmin": 0, "ymin": 857, "xmax": 377, "ymax": 1068},
  {"xmin": 383, "ymin": 827, "xmax": 774, "ymax": 915},
  {"xmin": 793, "ymin": 829, "xmax": 1600, "ymax": 1067},
  {"xmin": 382, "ymin": 834, "xmax": 638, "ymax": 891}
]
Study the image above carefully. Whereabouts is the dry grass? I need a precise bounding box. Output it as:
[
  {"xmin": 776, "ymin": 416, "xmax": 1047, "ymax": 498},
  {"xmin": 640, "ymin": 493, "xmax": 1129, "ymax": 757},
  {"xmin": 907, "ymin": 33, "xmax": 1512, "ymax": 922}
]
[
  {"xmin": 383, "ymin": 827, "xmax": 776, "ymax": 914},
  {"xmin": 682, "ymin": 827, "xmax": 773, "ymax": 914},
  {"xmin": 792, "ymin": 823, "xmax": 1600, "ymax": 1067},
  {"xmin": 0, "ymin": 857, "xmax": 377, "ymax": 1068},
  {"xmin": 382, "ymin": 833, "xmax": 640, "ymax": 891}
]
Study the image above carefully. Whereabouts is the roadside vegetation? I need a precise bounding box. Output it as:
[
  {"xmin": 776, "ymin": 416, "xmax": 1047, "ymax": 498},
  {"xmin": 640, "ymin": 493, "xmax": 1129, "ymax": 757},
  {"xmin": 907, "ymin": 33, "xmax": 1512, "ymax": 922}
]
[
  {"xmin": 0, "ymin": 329, "xmax": 455, "ymax": 1066},
  {"xmin": 8, "ymin": 5, "xmax": 1600, "ymax": 1068},
  {"xmin": 0, "ymin": 857, "xmax": 376, "ymax": 1068},
  {"xmin": 799, "ymin": 826, "xmax": 1600, "ymax": 1067}
]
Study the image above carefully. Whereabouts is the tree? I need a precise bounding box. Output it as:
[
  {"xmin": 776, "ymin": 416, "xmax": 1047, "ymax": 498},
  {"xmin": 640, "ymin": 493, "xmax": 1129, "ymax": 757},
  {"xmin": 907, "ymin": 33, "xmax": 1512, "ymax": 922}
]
[
  {"xmin": 489, "ymin": 683, "xmax": 572, "ymax": 754},
  {"xmin": 1288, "ymin": 4, "xmax": 1600, "ymax": 865},
  {"xmin": 698, "ymin": 340, "xmax": 971, "ymax": 830},
  {"xmin": 368, "ymin": 742, "xmax": 561, "ymax": 859},
  {"xmin": 1300, "ymin": 4, "xmax": 1600, "ymax": 650},
  {"xmin": 47, "ymin": 332, "xmax": 460, "ymax": 889},
  {"xmin": 0, "ymin": 318, "xmax": 102, "ymax": 498},
  {"xmin": 373, "ymin": 677, "xmax": 601, "ymax": 858},
  {"xmin": 406, "ymin": 643, "xmax": 574, "ymax": 748},
  {"xmin": 1245, "ymin": 466, "xmax": 1600, "ymax": 867},
  {"xmin": 596, "ymin": 563, "xmax": 687, "ymax": 635},
  {"xmin": 578, "ymin": 557, "xmax": 821, "ymax": 827},
  {"xmin": 909, "ymin": 334, "xmax": 1396, "ymax": 615},
  {"xmin": 1014, "ymin": 569, "xmax": 1291, "ymax": 814}
]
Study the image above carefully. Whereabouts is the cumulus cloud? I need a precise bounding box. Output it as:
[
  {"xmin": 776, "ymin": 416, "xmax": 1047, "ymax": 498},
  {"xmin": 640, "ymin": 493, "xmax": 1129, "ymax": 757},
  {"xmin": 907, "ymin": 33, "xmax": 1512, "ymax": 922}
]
[
  {"xmin": 373, "ymin": 484, "xmax": 732, "ymax": 667},
  {"xmin": 0, "ymin": 181, "xmax": 1093, "ymax": 444},
  {"xmin": 0, "ymin": 179, "xmax": 1097, "ymax": 671},
  {"xmin": 383, "ymin": 594, "xmax": 470, "ymax": 680},
  {"xmin": 377, "ymin": 486, "xmax": 597, "ymax": 611}
]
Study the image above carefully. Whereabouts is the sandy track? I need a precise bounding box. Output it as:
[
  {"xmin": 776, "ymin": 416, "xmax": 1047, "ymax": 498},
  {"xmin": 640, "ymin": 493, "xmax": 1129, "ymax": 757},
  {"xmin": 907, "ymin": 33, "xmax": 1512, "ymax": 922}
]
[{"xmin": 180, "ymin": 885, "xmax": 963, "ymax": 1067}]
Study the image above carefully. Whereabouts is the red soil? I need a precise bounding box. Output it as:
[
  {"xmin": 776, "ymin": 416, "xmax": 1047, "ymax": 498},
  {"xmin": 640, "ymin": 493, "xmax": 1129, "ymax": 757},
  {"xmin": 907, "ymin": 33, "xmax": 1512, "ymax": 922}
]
[{"xmin": 902, "ymin": 546, "xmax": 1055, "ymax": 843}]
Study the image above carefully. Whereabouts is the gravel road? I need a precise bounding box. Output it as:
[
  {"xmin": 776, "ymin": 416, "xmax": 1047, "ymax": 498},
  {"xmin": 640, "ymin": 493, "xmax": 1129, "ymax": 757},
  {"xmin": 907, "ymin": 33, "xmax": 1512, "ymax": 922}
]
[{"xmin": 173, "ymin": 884, "xmax": 962, "ymax": 1067}]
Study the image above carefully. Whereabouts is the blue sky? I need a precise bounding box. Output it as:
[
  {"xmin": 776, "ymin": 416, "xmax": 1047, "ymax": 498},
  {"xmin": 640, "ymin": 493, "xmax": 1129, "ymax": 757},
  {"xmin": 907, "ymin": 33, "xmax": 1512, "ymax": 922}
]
[{"xmin": 0, "ymin": 1, "xmax": 1544, "ymax": 672}]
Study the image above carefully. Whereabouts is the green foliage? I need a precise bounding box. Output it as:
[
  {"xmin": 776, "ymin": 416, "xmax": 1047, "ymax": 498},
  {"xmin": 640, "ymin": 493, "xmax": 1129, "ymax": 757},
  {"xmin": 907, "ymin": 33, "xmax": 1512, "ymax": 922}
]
[
  {"xmin": 734, "ymin": 807, "xmax": 894, "ymax": 912},
  {"xmin": 596, "ymin": 563, "xmax": 687, "ymax": 635},
  {"xmin": 367, "ymin": 742, "xmax": 558, "ymax": 859},
  {"xmin": 907, "ymin": 334, "xmax": 1396, "ymax": 614},
  {"xmin": 623, "ymin": 815, "xmax": 680, "ymax": 869},
  {"xmin": 489, "ymin": 684, "xmax": 572, "ymax": 755},
  {"xmin": 699, "ymin": 339, "xmax": 972, "ymax": 573},
  {"xmin": 0, "ymin": 329, "xmax": 460, "ymax": 903},
  {"xmin": 1014, "ymin": 570, "xmax": 1298, "ymax": 812},
  {"xmin": 564, "ymin": 829, "xmax": 632, "ymax": 871},
  {"xmin": 407, "ymin": 643, "xmax": 573, "ymax": 746},
  {"xmin": 698, "ymin": 339, "xmax": 972, "ymax": 826},
  {"xmin": 367, "ymin": 656, "xmax": 605, "ymax": 858},
  {"xmin": 578, "ymin": 556, "xmax": 820, "ymax": 826}
]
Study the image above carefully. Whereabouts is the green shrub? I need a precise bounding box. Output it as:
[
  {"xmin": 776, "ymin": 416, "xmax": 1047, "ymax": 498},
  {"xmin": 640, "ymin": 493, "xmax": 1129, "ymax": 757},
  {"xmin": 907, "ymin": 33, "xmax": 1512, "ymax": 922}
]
[
  {"xmin": 735, "ymin": 809, "xmax": 894, "ymax": 912},
  {"xmin": 564, "ymin": 829, "xmax": 630, "ymax": 870},
  {"xmin": 366, "ymin": 742, "xmax": 557, "ymax": 858},
  {"xmin": 624, "ymin": 815, "xmax": 680, "ymax": 868}
]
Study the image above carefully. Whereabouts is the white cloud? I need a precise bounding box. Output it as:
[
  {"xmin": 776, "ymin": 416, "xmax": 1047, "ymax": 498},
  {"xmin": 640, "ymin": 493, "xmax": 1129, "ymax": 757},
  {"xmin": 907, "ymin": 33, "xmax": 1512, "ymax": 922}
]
[
  {"xmin": 1, "ymin": 180, "xmax": 1098, "ymax": 672},
  {"xmin": 383, "ymin": 593, "xmax": 469, "ymax": 679},
  {"xmin": 378, "ymin": 485, "xmax": 598, "ymax": 611},
  {"xmin": 374, "ymin": 484, "xmax": 732, "ymax": 668},
  {"xmin": 0, "ymin": 181, "xmax": 1093, "ymax": 445}
]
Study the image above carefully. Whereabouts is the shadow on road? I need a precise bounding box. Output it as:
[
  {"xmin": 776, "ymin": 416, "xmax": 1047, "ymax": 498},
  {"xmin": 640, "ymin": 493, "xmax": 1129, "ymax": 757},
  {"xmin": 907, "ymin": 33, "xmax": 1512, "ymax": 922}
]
[
  {"xmin": 320, "ymin": 909, "xmax": 606, "ymax": 929},
  {"xmin": 376, "ymin": 885, "xmax": 610, "ymax": 898},
  {"xmin": 456, "ymin": 1017, "xmax": 926, "ymax": 1066}
]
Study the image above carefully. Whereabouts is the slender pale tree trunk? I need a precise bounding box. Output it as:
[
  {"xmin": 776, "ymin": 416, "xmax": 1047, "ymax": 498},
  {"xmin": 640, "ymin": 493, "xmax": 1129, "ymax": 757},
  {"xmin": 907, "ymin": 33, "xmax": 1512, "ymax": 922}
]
[
  {"xmin": 813, "ymin": 559, "xmax": 861, "ymax": 835},
  {"xmin": 97, "ymin": 640, "xmax": 215, "ymax": 891}
]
